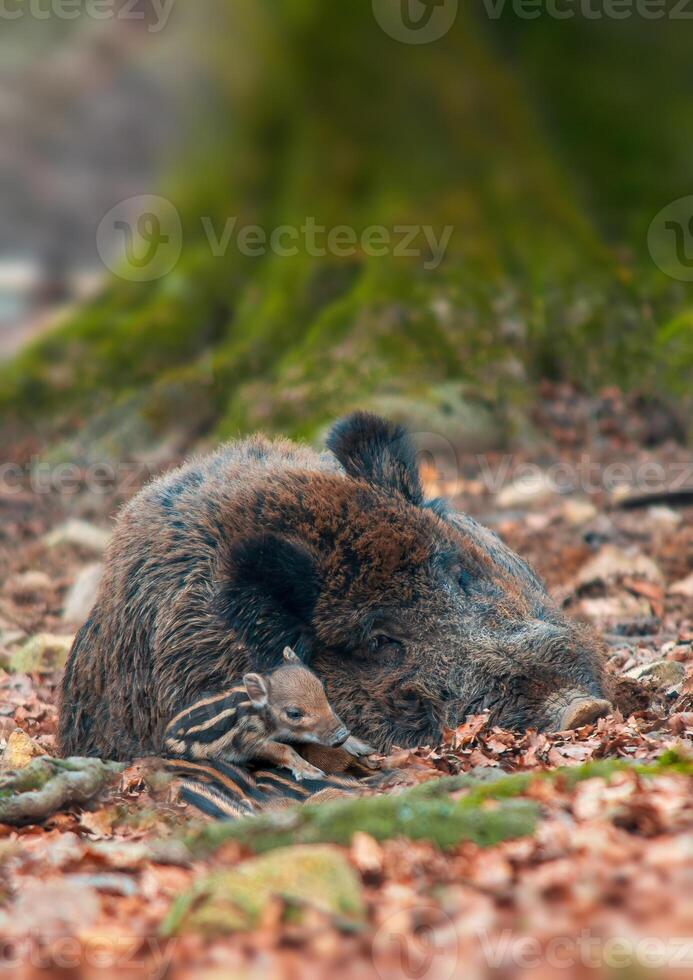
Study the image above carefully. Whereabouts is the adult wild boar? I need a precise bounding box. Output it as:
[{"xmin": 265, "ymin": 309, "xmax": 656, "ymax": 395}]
[{"xmin": 59, "ymin": 413, "xmax": 614, "ymax": 760}]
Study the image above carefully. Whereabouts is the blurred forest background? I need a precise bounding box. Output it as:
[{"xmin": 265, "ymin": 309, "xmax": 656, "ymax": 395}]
[{"xmin": 1, "ymin": 0, "xmax": 691, "ymax": 463}]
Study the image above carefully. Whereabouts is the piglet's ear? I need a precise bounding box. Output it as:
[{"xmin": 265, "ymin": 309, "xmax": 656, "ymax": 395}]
[
  {"xmin": 283, "ymin": 646, "xmax": 301, "ymax": 665},
  {"xmin": 327, "ymin": 412, "xmax": 423, "ymax": 505},
  {"xmin": 243, "ymin": 673, "xmax": 268, "ymax": 707}
]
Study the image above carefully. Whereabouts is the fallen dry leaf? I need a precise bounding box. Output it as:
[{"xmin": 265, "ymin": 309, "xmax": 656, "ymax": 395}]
[{"xmin": 1, "ymin": 728, "xmax": 43, "ymax": 769}]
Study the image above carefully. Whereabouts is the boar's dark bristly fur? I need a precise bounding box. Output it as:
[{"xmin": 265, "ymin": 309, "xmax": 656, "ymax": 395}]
[{"xmin": 58, "ymin": 413, "xmax": 613, "ymax": 760}]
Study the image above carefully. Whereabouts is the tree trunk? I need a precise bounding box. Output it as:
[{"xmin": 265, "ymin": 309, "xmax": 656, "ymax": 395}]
[{"xmin": 2, "ymin": 2, "xmax": 690, "ymax": 453}]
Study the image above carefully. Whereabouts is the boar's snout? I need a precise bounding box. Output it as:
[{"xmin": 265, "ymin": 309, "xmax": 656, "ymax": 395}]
[{"xmin": 560, "ymin": 697, "xmax": 612, "ymax": 730}]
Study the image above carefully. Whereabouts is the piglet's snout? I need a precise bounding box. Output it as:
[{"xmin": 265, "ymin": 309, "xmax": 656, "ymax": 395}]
[{"xmin": 328, "ymin": 724, "xmax": 350, "ymax": 746}]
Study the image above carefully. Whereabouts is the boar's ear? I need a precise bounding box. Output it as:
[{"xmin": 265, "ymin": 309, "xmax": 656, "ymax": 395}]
[
  {"xmin": 326, "ymin": 412, "xmax": 423, "ymax": 505},
  {"xmin": 219, "ymin": 533, "xmax": 321, "ymax": 669}
]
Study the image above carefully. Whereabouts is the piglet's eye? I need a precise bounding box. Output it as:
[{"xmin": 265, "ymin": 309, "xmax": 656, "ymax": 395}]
[{"xmin": 286, "ymin": 707, "xmax": 304, "ymax": 721}]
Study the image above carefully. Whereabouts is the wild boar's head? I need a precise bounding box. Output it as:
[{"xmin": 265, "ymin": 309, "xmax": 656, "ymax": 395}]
[{"xmin": 223, "ymin": 413, "xmax": 611, "ymax": 750}]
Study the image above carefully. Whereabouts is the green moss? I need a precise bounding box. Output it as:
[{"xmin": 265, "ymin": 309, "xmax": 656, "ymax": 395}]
[
  {"xmin": 642, "ymin": 748, "xmax": 693, "ymax": 777},
  {"xmin": 183, "ymin": 775, "xmax": 539, "ymax": 857},
  {"xmin": 0, "ymin": 757, "xmax": 122, "ymax": 800},
  {"xmin": 1, "ymin": 1, "xmax": 691, "ymax": 444},
  {"xmin": 162, "ymin": 844, "xmax": 365, "ymax": 937},
  {"xmin": 0, "ymin": 759, "xmax": 58, "ymax": 798},
  {"xmin": 653, "ymin": 310, "xmax": 693, "ymax": 404},
  {"xmin": 9, "ymin": 634, "xmax": 73, "ymax": 674},
  {"xmin": 183, "ymin": 752, "xmax": 692, "ymax": 859}
]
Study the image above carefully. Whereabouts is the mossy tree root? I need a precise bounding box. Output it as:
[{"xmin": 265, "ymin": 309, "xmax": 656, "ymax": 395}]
[{"xmin": 0, "ymin": 756, "xmax": 123, "ymax": 826}]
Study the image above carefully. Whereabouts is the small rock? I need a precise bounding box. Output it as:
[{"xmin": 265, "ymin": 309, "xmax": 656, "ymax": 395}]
[
  {"xmin": 576, "ymin": 545, "xmax": 664, "ymax": 589},
  {"xmin": 6, "ymin": 571, "xmax": 53, "ymax": 599},
  {"xmin": 62, "ymin": 563, "xmax": 103, "ymax": 625},
  {"xmin": 562, "ymin": 498, "xmax": 598, "ymax": 527},
  {"xmin": 647, "ymin": 505, "xmax": 682, "ymax": 528},
  {"xmin": 43, "ymin": 520, "xmax": 110, "ymax": 554},
  {"xmin": 497, "ymin": 471, "xmax": 557, "ymax": 509},
  {"xmin": 2, "ymin": 730, "xmax": 44, "ymax": 769},
  {"xmin": 670, "ymin": 572, "xmax": 693, "ymax": 599},
  {"xmin": 525, "ymin": 513, "xmax": 553, "ymax": 532},
  {"xmin": 10, "ymin": 633, "xmax": 74, "ymax": 673},
  {"xmin": 626, "ymin": 660, "xmax": 686, "ymax": 688}
]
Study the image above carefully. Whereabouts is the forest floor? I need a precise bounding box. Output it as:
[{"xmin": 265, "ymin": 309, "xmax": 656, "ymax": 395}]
[{"xmin": 0, "ymin": 384, "xmax": 691, "ymax": 979}]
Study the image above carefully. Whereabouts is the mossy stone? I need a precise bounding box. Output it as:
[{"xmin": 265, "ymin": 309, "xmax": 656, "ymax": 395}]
[
  {"xmin": 163, "ymin": 844, "xmax": 365, "ymax": 936},
  {"xmin": 10, "ymin": 634, "xmax": 73, "ymax": 674}
]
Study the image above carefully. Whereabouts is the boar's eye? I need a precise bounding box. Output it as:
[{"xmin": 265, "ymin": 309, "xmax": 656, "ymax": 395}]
[
  {"xmin": 368, "ymin": 634, "xmax": 402, "ymax": 654},
  {"xmin": 285, "ymin": 707, "xmax": 304, "ymax": 721}
]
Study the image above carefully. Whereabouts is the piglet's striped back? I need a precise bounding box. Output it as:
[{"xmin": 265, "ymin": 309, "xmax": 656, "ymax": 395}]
[
  {"xmin": 164, "ymin": 686, "xmax": 254, "ymax": 760},
  {"xmin": 160, "ymin": 757, "xmax": 361, "ymax": 819}
]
